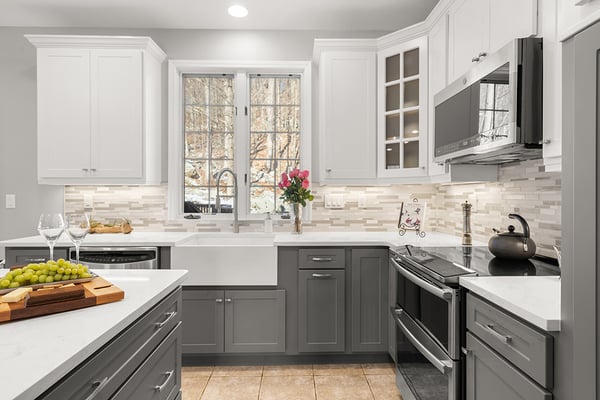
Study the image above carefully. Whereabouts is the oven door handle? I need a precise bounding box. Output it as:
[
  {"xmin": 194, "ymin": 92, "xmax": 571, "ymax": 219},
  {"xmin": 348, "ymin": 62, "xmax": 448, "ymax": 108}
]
[
  {"xmin": 392, "ymin": 258, "xmax": 453, "ymax": 300},
  {"xmin": 393, "ymin": 309, "xmax": 453, "ymax": 375}
]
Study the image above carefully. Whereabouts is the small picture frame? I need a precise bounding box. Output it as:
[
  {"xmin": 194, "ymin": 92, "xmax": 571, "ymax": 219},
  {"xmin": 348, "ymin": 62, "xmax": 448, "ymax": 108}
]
[{"xmin": 398, "ymin": 199, "xmax": 426, "ymax": 237}]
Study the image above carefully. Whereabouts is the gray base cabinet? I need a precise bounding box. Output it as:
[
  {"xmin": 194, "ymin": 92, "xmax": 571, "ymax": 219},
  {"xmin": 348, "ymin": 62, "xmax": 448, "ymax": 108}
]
[
  {"xmin": 351, "ymin": 248, "xmax": 388, "ymax": 352},
  {"xmin": 465, "ymin": 293, "xmax": 553, "ymax": 400},
  {"xmin": 182, "ymin": 288, "xmax": 285, "ymax": 354},
  {"xmin": 38, "ymin": 287, "xmax": 182, "ymax": 400},
  {"xmin": 5, "ymin": 247, "xmax": 69, "ymax": 266},
  {"xmin": 299, "ymin": 269, "xmax": 345, "ymax": 352},
  {"xmin": 182, "ymin": 290, "xmax": 224, "ymax": 353},
  {"xmin": 466, "ymin": 333, "xmax": 551, "ymax": 400}
]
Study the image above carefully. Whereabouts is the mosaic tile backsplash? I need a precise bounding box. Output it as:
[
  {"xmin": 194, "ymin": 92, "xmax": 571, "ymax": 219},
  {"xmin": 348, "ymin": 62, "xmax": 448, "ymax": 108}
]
[{"xmin": 64, "ymin": 159, "xmax": 561, "ymax": 256}]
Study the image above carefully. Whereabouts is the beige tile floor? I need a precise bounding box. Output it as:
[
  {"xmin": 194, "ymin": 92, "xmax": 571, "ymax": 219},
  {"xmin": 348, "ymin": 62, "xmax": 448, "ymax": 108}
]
[{"xmin": 182, "ymin": 363, "xmax": 403, "ymax": 400}]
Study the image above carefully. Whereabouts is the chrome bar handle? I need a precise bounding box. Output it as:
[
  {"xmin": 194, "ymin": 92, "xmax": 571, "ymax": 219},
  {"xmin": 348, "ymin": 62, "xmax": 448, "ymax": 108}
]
[
  {"xmin": 225, "ymin": 298, "xmax": 232, "ymax": 303},
  {"xmin": 312, "ymin": 273, "xmax": 333, "ymax": 278},
  {"xmin": 393, "ymin": 310, "xmax": 452, "ymax": 374},
  {"xmin": 154, "ymin": 370, "xmax": 174, "ymax": 392},
  {"xmin": 83, "ymin": 377, "xmax": 109, "ymax": 400},
  {"xmin": 485, "ymin": 324, "xmax": 512, "ymax": 344},
  {"xmin": 215, "ymin": 298, "xmax": 223, "ymax": 303},
  {"xmin": 155, "ymin": 311, "xmax": 177, "ymax": 329},
  {"xmin": 392, "ymin": 258, "xmax": 454, "ymax": 300},
  {"xmin": 311, "ymin": 257, "xmax": 333, "ymax": 262}
]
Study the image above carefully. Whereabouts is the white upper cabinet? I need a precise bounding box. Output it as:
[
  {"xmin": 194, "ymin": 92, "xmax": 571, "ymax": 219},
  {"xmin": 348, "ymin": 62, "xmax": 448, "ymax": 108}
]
[
  {"xmin": 377, "ymin": 36, "xmax": 428, "ymax": 179},
  {"xmin": 428, "ymin": 14, "xmax": 448, "ymax": 178},
  {"xmin": 27, "ymin": 35, "xmax": 166, "ymax": 185},
  {"xmin": 315, "ymin": 40, "xmax": 377, "ymax": 183},
  {"xmin": 448, "ymin": 0, "xmax": 537, "ymax": 82}
]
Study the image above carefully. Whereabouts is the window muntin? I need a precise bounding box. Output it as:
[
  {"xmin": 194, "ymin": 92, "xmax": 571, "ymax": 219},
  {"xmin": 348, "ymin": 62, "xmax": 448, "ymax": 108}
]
[{"xmin": 181, "ymin": 73, "xmax": 302, "ymax": 215}]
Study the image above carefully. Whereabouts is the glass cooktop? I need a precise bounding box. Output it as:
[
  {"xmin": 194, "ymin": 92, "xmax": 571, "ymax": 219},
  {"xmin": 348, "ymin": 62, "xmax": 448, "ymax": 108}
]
[{"xmin": 392, "ymin": 245, "xmax": 560, "ymax": 279}]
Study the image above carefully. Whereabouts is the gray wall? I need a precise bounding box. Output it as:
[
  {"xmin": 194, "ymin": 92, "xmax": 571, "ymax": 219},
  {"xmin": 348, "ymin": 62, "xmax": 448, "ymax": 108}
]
[{"xmin": 0, "ymin": 26, "xmax": 385, "ymax": 242}]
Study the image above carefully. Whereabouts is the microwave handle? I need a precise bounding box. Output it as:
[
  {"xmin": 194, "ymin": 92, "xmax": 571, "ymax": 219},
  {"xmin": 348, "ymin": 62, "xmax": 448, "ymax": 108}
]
[
  {"xmin": 393, "ymin": 309, "xmax": 453, "ymax": 374},
  {"xmin": 391, "ymin": 258, "xmax": 453, "ymax": 301}
]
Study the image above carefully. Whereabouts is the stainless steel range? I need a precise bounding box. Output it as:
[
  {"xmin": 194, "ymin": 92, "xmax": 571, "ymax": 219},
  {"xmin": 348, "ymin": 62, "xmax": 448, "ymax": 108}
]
[{"xmin": 389, "ymin": 245, "xmax": 560, "ymax": 400}]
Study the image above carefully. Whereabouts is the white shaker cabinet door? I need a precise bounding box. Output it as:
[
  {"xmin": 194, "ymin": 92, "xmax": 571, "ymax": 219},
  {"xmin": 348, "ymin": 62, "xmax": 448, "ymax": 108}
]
[
  {"xmin": 37, "ymin": 48, "xmax": 91, "ymax": 178},
  {"xmin": 448, "ymin": 0, "xmax": 489, "ymax": 82},
  {"xmin": 90, "ymin": 49, "xmax": 143, "ymax": 178},
  {"xmin": 489, "ymin": 0, "xmax": 537, "ymax": 54},
  {"xmin": 319, "ymin": 51, "xmax": 377, "ymax": 181}
]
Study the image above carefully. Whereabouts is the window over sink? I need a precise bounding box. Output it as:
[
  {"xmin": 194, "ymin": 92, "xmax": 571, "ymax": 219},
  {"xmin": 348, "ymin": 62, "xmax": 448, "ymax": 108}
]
[{"xmin": 168, "ymin": 61, "xmax": 311, "ymax": 221}]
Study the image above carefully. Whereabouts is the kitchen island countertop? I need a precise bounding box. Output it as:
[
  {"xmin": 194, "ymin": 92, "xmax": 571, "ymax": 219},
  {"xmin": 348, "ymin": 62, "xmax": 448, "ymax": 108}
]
[
  {"xmin": 1, "ymin": 269, "xmax": 187, "ymax": 400},
  {"xmin": 460, "ymin": 276, "xmax": 561, "ymax": 332}
]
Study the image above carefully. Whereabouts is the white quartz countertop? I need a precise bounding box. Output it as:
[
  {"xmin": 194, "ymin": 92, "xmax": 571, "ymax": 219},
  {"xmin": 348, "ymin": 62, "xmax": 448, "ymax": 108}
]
[
  {"xmin": 460, "ymin": 276, "xmax": 561, "ymax": 332},
  {"xmin": 1, "ymin": 231, "xmax": 484, "ymax": 249},
  {"xmin": 2, "ymin": 269, "xmax": 188, "ymax": 400},
  {"xmin": 272, "ymin": 231, "xmax": 485, "ymax": 247},
  {"xmin": 0, "ymin": 231, "xmax": 197, "ymax": 247}
]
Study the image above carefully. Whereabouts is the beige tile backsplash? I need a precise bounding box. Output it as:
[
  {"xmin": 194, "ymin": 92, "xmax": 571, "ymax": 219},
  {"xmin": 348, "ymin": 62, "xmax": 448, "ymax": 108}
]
[{"xmin": 65, "ymin": 159, "xmax": 561, "ymax": 256}]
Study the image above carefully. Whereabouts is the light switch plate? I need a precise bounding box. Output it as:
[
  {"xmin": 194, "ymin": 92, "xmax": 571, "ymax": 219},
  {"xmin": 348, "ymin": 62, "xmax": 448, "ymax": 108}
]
[
  {"xmin": 5, "ymin": 194, "xmax": 15, "ymax": 209},
  {"xmin": 325, "ymin": 194, "xmax": 345, "ymax": 209}
]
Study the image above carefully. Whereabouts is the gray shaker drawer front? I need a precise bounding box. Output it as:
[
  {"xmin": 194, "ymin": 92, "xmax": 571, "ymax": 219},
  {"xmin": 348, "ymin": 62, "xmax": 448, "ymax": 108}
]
[
  {"xmin": 112, "ymin": 322, "xmax": 182, "ymax": 400},
  {"xmin": 298, "ymin": 248, "xmax": 345, "ymax": 269},
  {"xmin": 466, "ymin": 293, "xmax": 553, "ymax": 388},
  {"xmin": 39, "ymin": 287, "xmax": 182, "ymax": 400},
  {"xmin": 466, "ymin": 333, "xmax": 552, "ymax": 400}
]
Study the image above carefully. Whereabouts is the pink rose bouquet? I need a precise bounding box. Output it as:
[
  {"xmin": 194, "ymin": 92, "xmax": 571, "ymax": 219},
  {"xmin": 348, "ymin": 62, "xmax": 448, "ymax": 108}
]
[{"xmin": 278, "ymin": 168, "xmax": 314, "ymax": 207}]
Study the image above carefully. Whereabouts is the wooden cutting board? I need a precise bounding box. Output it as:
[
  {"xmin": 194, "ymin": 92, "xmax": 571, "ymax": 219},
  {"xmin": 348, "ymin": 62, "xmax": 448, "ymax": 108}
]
[{"xmin": 0, "ymin": 277, "xmax": 124, "ymax": 323}]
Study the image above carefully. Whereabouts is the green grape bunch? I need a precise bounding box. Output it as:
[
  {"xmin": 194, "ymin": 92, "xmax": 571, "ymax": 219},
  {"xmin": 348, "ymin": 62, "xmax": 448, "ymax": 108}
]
[{"xmin": 0, "ymin": 259, "xmax": 92, "ymax": 289}]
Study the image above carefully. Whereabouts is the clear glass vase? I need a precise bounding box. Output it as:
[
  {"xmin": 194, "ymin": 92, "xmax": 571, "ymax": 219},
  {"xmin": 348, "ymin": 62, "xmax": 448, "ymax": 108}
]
[{"xmin": 292, "ymin": 203, "xmax": 303, "ymax": 234}]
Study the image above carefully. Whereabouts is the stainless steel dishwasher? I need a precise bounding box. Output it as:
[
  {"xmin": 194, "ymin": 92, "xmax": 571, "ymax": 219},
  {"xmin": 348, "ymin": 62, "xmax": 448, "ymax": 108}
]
[{"xmin": 70, "ymin": 247, "xmax": 159, "ymax": 269}]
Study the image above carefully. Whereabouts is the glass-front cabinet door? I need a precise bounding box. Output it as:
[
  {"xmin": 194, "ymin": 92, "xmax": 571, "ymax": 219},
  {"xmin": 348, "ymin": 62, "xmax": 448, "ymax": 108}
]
[{"xmin": 378, "ymin": 36, "xmax": 428, "ymax": 178}]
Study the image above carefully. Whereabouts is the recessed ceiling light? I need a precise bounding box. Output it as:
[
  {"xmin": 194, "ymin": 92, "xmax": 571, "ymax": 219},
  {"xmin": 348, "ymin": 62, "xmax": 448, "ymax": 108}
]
[{"xmin": 228, "ymin": 5, "xmax": 248, "ymax": 18}]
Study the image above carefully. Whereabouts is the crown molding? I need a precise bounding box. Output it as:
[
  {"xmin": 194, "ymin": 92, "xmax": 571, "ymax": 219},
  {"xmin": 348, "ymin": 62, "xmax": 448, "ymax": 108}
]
[
  {"xmin": 312, "ymin": 38, "xmax": 378, "ymax": 62},
  {"xmin": 25, "ymin": 34, "xmax": 167, "ymax": 62}
]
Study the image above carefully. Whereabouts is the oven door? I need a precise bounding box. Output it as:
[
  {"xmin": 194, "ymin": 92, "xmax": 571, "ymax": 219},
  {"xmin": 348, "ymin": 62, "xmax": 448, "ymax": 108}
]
[
  {"xmin": 392, "ymin": 308, "xmax": 459, "ymax": 400},
  {"xmin": 391, "ymin": 257, "xmax": 460, "ymax": 359}
]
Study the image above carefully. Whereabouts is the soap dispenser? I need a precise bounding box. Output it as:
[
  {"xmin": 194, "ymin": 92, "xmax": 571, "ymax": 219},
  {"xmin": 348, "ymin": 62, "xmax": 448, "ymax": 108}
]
[{"xmin": 264, "ymin": 212, "xmax": 273, "ymax": 233}]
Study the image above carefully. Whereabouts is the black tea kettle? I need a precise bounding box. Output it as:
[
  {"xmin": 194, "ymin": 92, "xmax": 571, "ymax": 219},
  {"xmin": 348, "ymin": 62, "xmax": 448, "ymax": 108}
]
[{"xmin": 488, "ymin": 214, "xmax": 536, "ymax": 259}]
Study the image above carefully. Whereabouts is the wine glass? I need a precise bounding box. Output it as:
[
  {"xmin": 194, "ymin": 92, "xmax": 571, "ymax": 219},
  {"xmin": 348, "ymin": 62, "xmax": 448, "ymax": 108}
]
[
  {"xmin": 37, "ymin": 213, "xmax": 65, "ymax": 262},
  {"xmin": 65, "ymin": 213, "xmax": 90, "ymax": 264}
]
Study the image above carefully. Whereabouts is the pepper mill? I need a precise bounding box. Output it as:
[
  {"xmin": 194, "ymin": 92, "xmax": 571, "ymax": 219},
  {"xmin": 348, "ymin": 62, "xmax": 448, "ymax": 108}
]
[{"xmin": 462, "ymin": 201, "xmax": 472, "ymax": 246}]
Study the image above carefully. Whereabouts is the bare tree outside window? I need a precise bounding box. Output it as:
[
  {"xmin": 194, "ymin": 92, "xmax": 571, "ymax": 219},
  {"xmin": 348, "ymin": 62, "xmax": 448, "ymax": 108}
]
[
  {"xmin": 182, "ymin": 73, "xmax": 301, "ymax": 215},
  {"xmin": 183, "ymin": 75, "xmax": 235, "ymax": 213},
  {"xmin": 249, "ymin": 75, "xmax": 301, "ymax": 214}
]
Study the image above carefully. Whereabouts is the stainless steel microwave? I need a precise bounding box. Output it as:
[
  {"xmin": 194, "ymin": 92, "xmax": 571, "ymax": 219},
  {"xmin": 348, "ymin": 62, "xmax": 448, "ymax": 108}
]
[{"xmin": 434, "ymin": 38, "xmax": 543, "ymax": 164}]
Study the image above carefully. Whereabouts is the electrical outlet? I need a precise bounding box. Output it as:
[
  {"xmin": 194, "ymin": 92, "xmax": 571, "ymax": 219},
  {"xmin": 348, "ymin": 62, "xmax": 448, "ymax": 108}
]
[
  {"xmin": 358, "ymin": 194, "xmax": 368, "ymax": 208},
  {"xmin": 83, "ymin": 195, "xmax": 93, "ymax": 210},
  {"xmin": 5, "ymin": 194, "xmax": 15, "ymax": 209}
]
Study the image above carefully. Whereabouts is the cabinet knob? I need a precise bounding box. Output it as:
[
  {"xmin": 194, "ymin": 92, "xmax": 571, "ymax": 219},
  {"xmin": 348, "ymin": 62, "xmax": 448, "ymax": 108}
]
[
  {"xmin": 215, "ymin": 298, "xmax": 223, "ymax": 303},
  {"xmin": 461, "ymin": 347, "xmax": 471, "ymax": 356},
  {"xmin": 225, "ymin": 298, "xmax": 232, "ymax": 303},
  {"xmin": 543, "ymin": 139, "xmax": 552, "ymax": 144},
  {"xmin": 471, "ymin": 56, "xmax": 480, "ymax": 63},
  {"xmin": 90, "ymin": 168, "xmax": 96, "ymax": 172},
  {"xmin": 478, "ymin": 52, "xmax": 487, "ymax": 58},
  {"xmin": 82, "ymin": 168, "xmax": 89, "ymax": 172},
  {"xmin": 326, "ymin": 168, "xmax": 332, "ymax": 173}
]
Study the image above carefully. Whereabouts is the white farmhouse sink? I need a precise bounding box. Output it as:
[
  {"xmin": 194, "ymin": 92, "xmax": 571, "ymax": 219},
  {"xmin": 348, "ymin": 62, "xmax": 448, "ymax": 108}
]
[{"xmin": 170, "ymin": 233, "xmax": 277, "ymax": 286}]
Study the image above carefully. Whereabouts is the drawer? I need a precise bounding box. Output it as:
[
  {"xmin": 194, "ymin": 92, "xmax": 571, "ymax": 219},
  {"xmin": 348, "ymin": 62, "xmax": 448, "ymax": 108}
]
[
  {"xmin": 112, "ymin": 322, "xmax": 182, "ymax": 400},
  {"xmin": 299, "ymin": 248, "xmax": 345, "ymax": 269},
  {"xmin": 466, "ymin": 293, "xmax": 553, "ymax": 388},
  {"xmin": 466, "ymin": 332, "xmax": 552, "ymax": 400},
  {"xmin": 5, "ymin": 247, "xmax": 69, "ymax": 267},
  {"xmin": 39, "ymin": 287, "xmax": 182, "ymax": 400}
]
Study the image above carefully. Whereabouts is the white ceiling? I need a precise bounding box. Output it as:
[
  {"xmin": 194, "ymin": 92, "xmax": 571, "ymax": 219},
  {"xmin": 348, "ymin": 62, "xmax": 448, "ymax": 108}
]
[{"xmin": 0, "ymin": 0, "xmax": 439, "ymax": 31}]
